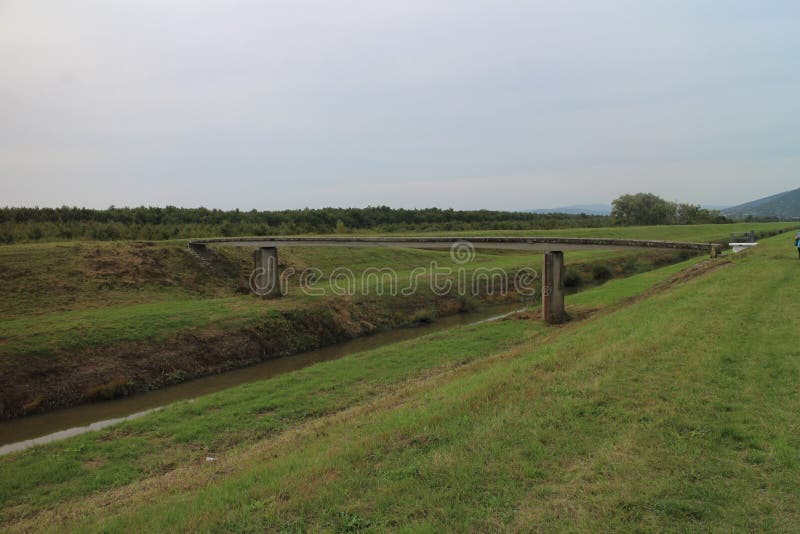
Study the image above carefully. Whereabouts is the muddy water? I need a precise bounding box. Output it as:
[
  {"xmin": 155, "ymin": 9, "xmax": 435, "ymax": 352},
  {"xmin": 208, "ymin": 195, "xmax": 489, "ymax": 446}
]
[{"xmin": 0, "ymin": 303, "xmax": 526, "ymax": 455}]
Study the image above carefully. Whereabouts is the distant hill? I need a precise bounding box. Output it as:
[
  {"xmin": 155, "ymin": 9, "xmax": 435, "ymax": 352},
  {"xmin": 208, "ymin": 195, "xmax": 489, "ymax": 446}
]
[
  {"xmin": 722, "ymin": 187, "xmax": 800, "ymax": 219},
  {"xmin": 525, "ymin": 204, "xmax": 610, "ymax": 216}
]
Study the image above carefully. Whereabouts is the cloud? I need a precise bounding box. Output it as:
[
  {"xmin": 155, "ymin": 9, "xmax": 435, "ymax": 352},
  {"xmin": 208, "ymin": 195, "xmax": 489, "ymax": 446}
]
[{"xmin": 1, "ymin": 0, "xmax": 799, "ymax": 209}]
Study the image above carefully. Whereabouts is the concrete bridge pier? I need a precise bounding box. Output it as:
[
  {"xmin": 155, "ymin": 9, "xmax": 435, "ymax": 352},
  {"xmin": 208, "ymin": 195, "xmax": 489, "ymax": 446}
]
[
  {"xmin": 542, "ymin": 251, "xmax": 567, "ymax": 324},
  {"xmin": 253, "ymin": 247, "xmax": 281, "ymax": 298}
]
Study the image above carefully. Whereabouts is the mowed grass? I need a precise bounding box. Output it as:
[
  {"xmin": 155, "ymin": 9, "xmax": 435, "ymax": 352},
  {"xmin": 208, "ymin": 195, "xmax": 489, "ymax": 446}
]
[
  {"xmin": 0, "ymin": 246, "xmax": 539, "ymax": 356},
  {"xmin": 0, "ymin": 298, "xmax": 269, "ymax": 355},
  {"xmin": 2, "ymin": 230, "xmax": 797, "ymax": 531},
  {"xmin": 390, "ymin": 221, "xmax": 792, "ymax": 240},
  {"xmin": 1, "ymin": 222, "xmax": 791, "ymax": 358},
  {"xmin": 0, "ymin": 243, "xmax": 712, "ymax": 528}
]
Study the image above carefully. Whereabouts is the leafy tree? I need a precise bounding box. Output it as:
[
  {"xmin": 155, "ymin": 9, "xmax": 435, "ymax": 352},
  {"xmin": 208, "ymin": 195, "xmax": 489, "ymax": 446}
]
[
  {"xmin": 611, "ymin": 194, "xmax": 727, "ymax": 226},
  {"xmin": 675, "ymin": 203, "xmax": 725, "ymax": 224},
  {"xmin": 611, "ymin": 193, "xmax": 675, "ymax": 225}
]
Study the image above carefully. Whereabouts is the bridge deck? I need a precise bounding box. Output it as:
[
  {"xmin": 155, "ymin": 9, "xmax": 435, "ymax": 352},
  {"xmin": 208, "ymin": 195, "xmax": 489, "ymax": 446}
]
[{"xmin": 189, "ymin": 236, "xmax": 715, "ymax": 253}]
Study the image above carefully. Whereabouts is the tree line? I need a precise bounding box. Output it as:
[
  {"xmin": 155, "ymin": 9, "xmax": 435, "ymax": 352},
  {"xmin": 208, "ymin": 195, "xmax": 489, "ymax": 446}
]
[
  {"xmin": 0, "ymin": 196, "xmax": 735, "ymax": 244},
  {"xmin": 0, "ymin": 206, "xmax": 612, "ymax": 244}
]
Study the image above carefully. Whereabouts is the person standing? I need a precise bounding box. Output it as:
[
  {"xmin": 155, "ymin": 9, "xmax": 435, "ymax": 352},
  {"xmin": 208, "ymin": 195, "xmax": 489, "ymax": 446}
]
[{"xmin": 795, "ymin": 232, "xmax": 800, "ymax": 259}]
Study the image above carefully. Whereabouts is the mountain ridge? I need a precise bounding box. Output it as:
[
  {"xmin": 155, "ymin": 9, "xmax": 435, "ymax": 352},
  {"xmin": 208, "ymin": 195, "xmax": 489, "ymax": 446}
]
[{"xmin": 722, "ymin": 187, "xmax": 800, "ymax": 219}]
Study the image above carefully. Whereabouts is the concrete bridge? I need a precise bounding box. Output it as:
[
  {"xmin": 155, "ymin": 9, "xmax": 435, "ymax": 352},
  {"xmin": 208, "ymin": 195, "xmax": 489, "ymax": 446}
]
[{"xmin": 188, "ymin": 236, "xmax": 718, "ymax": 324}]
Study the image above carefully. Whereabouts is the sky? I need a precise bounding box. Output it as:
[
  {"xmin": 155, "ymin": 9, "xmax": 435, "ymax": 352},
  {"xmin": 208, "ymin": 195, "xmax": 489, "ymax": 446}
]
[{"xmin": 1, "ymin": 1, "xmax": 799, "ymax": 211}]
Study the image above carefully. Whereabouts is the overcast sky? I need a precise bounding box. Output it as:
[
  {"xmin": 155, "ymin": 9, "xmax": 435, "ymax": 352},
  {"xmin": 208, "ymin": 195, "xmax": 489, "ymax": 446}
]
[{"xmin": 1, "ymin": 1, "xmax": 798, "ymax": 210}]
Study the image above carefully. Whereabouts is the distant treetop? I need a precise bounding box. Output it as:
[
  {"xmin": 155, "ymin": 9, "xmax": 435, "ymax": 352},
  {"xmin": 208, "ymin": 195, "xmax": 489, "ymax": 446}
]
[{"xmin": 611, "ymin": 193, "xmax": 727, "ymax": 226}]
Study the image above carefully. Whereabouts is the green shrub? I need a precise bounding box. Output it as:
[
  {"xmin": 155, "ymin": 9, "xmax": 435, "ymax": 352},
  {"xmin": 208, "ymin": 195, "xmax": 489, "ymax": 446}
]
[
  {"xmin": 621, "ymin": 257, "xmax": 639, "ymax": 274},
  {"xmin": 410, "ymin": 308, "xmax": 436, "ymax": 324},
  {"xmin": 456, "ymin": 295, "xmax": 479, "ymax": 313},
  {"xmin": 563, "ymin": 269, "xmax": 582, "ymax": 288},
  {"xmin": 591, "ymin": 264, "xmax": 613, "ymax": 281}
]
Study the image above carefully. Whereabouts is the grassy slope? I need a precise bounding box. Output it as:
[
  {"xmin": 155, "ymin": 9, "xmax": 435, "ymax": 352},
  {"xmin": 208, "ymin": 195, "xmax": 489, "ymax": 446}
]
[
  {"xmin": 5, "ymin": 226, "xmax": 738, "ymax": 419},
  {"xmin": 0, "ymin": 243, "xmax": 521, "ymax": 356},
  {"xmin": 381, "ymin": 221, "xmax": 791, "ymax": 239},
  {"xmin": 0, "ymin": 251, "xmax": 705, "ymax": 527},
  {"xmin": 5, "ymin": 230, "xmax": 800, "ymax": 530},
  {"xmin": 0, "ymin": 222, "xmax": 791, "ymax": 359}
]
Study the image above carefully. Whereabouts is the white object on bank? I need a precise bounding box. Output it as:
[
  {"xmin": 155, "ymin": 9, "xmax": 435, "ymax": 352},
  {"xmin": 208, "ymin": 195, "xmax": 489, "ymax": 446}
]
[{"xmin": 729, "ymin": 242, "xmax": 758, "ymax": 253}]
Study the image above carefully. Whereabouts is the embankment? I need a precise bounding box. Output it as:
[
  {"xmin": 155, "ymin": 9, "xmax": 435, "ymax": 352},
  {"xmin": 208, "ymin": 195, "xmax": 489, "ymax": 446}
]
[{"xmin": 0, "ymin": 292, "xmax": 496, "ymax": 419}]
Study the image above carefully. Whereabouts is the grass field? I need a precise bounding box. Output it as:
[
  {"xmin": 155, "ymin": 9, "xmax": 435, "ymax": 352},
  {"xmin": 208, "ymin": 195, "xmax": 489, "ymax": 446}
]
[
  {"xmin": 0, "ymin": 222, "xmax": 790, "ymax": 357},
  {"xmin": 2, "ymin": 229, "xmax": 799, "ymax": 530},
  {"xmin": 0, "ymin": 222, "xmax": 794, "ymax": 417}
]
